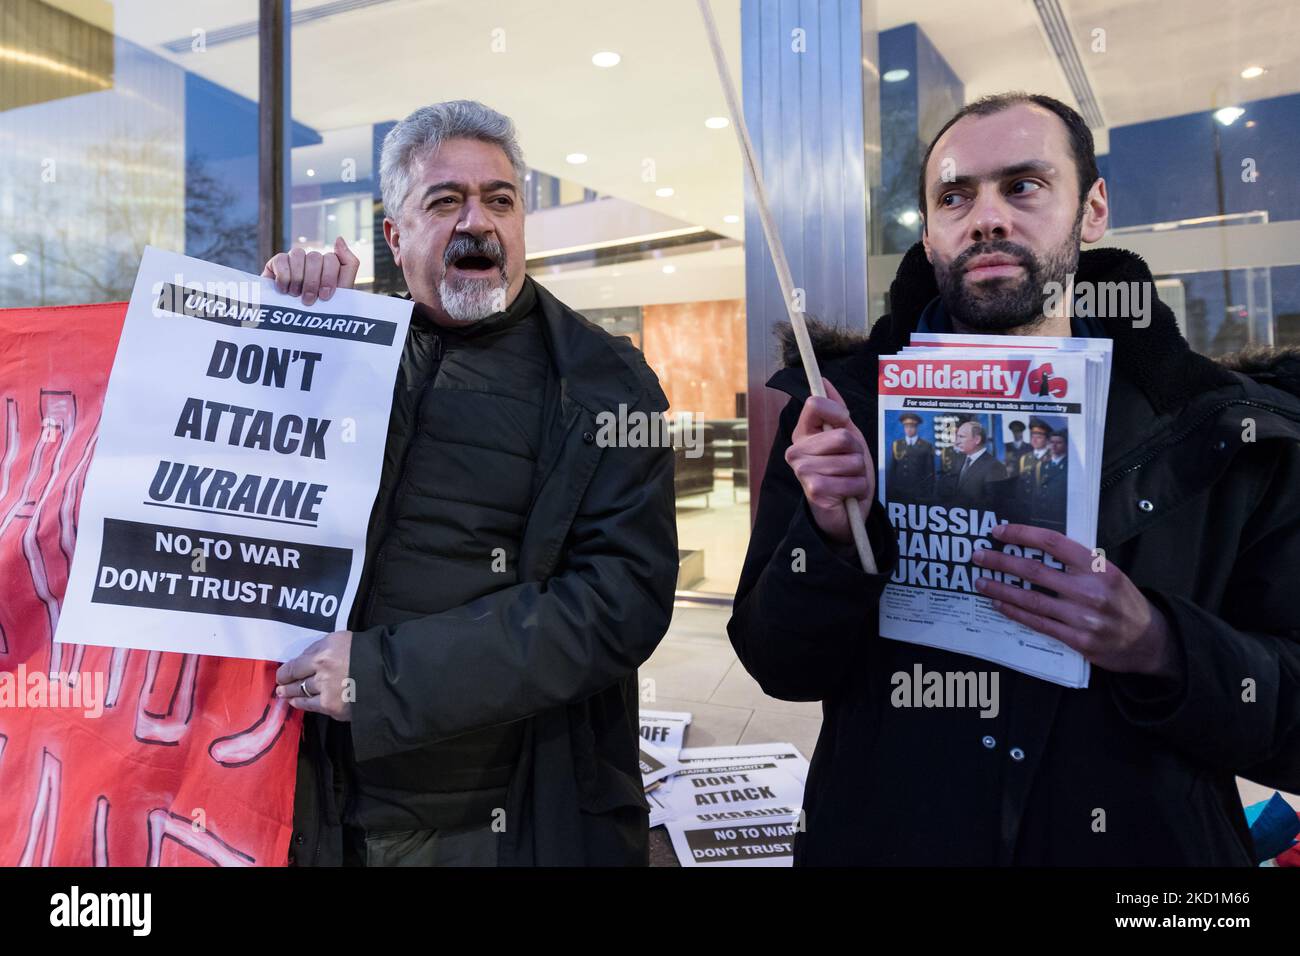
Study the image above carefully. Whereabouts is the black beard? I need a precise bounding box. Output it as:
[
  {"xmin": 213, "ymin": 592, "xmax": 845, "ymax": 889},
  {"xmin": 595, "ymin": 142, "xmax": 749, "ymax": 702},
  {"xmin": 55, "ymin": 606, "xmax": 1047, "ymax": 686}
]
[{"xmin": 933, "ymin": 211, "xmax": 1083, "ymax": 334}]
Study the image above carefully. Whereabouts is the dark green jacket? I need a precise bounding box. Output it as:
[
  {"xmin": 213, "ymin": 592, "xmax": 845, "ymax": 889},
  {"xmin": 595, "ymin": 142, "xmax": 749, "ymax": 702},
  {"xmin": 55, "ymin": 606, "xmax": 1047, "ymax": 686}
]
[{"xmin": 291, "ymin": 278, "xmax": 677, "ymax": 865}]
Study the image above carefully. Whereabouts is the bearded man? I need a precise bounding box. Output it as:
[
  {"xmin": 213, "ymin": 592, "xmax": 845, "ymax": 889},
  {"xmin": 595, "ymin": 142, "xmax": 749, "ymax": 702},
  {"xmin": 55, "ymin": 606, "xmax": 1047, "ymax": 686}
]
[
  {"xmin": 728, "ymin": 92, "xmax": 1300, "ymax": 865},
  {"xmin": 262, "ymin": 100, "xmax": 678, "ymax": 866}
]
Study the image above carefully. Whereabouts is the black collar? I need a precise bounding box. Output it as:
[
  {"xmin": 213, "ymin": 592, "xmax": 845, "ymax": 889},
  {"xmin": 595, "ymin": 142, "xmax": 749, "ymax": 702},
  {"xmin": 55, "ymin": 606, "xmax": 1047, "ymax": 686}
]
[{"xmin": 529, "ymin": 278, "xmax": 669, "ymax": 414}]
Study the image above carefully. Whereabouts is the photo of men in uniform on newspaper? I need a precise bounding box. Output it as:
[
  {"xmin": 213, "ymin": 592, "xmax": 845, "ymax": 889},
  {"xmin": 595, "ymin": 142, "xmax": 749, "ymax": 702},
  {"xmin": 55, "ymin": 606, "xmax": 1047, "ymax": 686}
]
[
  {"xmin": 886, "ymin": 412, "xmax": 936, "ymax": 503},
  {"xmin": 1013, "ymin": 419, "xmax": 1068, "ymax": 533},
  {"xmin": 882, "ymin": 411, "xmax": 1067, "ymax": 533}
]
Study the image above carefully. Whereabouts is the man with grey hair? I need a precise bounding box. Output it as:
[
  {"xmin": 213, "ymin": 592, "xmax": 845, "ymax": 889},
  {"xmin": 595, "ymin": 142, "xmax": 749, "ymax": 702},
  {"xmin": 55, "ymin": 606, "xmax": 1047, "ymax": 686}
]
[{"xmin": 263, "ymin": 100, "xmax": 678, "ymax": 866}]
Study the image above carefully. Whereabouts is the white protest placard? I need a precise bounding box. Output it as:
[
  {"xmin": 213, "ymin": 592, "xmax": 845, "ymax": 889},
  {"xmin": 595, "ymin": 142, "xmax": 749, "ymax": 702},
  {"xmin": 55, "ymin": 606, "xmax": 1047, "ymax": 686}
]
[
  {"xmin": 55, "ymin": 247, "xmax": 412, "ymax": 662},
  {"xmin": 648, "ymin": 789, "xmax": 673, "ymax": 828},
  {"xmin": 639, "ymin": 737, "xmax": 683, "ymax": 790},
  {"xmin": 659, "ymin": 758, "xmax": 804, "ymax": 822},
  {"xmin": 676, "ymin": 743, "xmax": 810, "ymax": 784},
  {"xmin": 639, "ymin": 709, "xmax": 691, "ymax": 755},
  {"xmin": 666, "ymin": 806, "xmax": 802, "ymax": 867}
]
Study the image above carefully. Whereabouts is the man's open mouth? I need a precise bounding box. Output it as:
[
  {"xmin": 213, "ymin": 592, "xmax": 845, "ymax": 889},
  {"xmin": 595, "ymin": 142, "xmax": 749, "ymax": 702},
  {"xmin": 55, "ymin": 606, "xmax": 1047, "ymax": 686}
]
[{"xmin": 450, "ymin": 255, "xmax": 499, "ymax": 274}]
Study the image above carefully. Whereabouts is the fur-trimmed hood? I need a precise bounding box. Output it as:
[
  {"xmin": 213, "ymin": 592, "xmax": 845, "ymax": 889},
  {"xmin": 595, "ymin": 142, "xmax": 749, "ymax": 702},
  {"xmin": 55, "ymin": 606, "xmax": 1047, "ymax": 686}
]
[
  {"xmin": 777, "ymin": 241, "xmax": 1300, "ymax": 407},
  {"xmin": 1216, "ymin": 344, "xmax": 1300, "ymax": 397}
]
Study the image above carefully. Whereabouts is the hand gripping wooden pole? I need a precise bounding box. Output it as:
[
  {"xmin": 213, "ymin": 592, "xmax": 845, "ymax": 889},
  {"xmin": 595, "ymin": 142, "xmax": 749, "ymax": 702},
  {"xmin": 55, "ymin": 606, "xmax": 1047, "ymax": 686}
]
[{"xmin": 695, "ymin": 0, "xmax": 877, "ymax": 574}]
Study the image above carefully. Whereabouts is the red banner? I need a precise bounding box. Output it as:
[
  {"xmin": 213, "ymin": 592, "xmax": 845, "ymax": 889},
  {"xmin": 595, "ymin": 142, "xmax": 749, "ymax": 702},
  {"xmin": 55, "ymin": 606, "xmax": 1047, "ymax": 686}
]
[{"xmin": 0, "ymin": 302, "xmax": 300, "ymax": 866}]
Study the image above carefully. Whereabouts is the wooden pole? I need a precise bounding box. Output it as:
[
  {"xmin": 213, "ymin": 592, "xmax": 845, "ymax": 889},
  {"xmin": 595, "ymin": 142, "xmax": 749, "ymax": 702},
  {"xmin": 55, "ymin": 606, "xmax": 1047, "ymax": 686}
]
[{"xmin": 696, "ymin": 0, "xmax": 877, "ymax": 573}]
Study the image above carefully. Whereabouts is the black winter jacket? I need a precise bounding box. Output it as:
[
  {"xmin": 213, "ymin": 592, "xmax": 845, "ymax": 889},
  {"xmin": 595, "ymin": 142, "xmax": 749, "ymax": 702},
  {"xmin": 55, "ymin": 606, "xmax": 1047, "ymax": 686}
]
[
  {"xmin": 292, "ymin": 278, "xmax": 678, "ymax": 865},
  {"xmin": 729, "ymin": 243, "xmax": 1300, "ymax": 865}
]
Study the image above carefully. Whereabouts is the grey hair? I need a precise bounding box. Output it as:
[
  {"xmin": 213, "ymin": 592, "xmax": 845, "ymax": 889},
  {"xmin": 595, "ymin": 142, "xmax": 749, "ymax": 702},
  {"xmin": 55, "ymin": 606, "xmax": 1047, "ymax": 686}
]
[{"xmin": 379, "ymin": 100, "xmax": 527, "ymax": 221}]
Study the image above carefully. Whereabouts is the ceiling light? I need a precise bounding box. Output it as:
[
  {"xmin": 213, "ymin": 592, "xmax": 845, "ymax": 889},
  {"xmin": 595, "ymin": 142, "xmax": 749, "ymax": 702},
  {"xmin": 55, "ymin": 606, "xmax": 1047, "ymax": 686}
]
[
  {"xmin": 305, "ymin": 168, "xmax": 315, "ymax": 177},
  {"xmin": 705, "ymin": 116, "xmax": 729, "ymax": 129},
  {"xmin": 655, "ymin": 187, "xmax": 674, "ymax": 198},
  {"xmin": 592, "ymin": 51, "xmax": 621, "ymax": 68},
  {"xmin": 566, "ymin": 152, "xmax": 588, "ymax": 165},
  {"xmin": 10, "ymin": 252, "xmax": 28, "ymax": 266},
  {"xmin": 297, "ymin": 236, "xmax": 307, "ymax": 243},
  {"xmin": 1245, "ymin": 120, "xmax": 1257, "ymax": 128},
  {"xmin": 1214, "ymin": 106, "xmax": 1245, "ymax": 126},
  {"xmin": 883, "ymin": 68, "xmax": 910, "ymax": 83},
  {"xmin": 662, "ymin": 265, "xmax": 676, "ymax": 274},
  {"xmin": 1240, "ymin": 65, "xmax": 1265, "ymax": 79},
  {"xmin": 897, "ymin": 210, "xmax": 919, "ymax": 227},
  {"xmin": 327, "ymin": 214, "xmax": 336, "ymax": 221},
  {"xmin": 723, "ymin": 214, "xmax": 740, "ymax": 224}
]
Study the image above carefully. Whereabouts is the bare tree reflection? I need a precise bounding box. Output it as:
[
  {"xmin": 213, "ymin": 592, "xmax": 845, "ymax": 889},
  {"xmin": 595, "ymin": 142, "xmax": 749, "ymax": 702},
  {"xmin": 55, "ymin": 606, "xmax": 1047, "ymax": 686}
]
[{"xmin": 0, "ymin": 136, "xmax": 255, "ymax": 307}]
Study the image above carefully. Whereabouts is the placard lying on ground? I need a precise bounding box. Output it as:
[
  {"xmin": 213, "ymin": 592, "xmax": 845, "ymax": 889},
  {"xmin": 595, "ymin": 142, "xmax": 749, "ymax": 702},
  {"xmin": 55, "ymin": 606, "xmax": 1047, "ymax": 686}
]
[
  {"xmin": 639, "ymin": 737, "xmax": 683, "ymax": 790},
  {"xmin": 639, "ymin": 709, "xmax": 692, "ymax": 756},
  {"xmin": 676, "ymin": 742, "xmax": 810, "ymax": 784},
  {"xmin": 659, "ymin": 757, "xmax": 804, "ymax": 821},
  {"xmin": 666, "ymin": 806, "xmax": 803, "ymax": 868},
  {"xmin": 652, "ymin": 744, "xmax": 811, "ymax": 819},
  {"xmin": 660, "ymin": 749, "xmax": 808, "ymax": 868},
  {"xmin": 55, "ymin": 247, "xmax": 412, "ymax": 661}
]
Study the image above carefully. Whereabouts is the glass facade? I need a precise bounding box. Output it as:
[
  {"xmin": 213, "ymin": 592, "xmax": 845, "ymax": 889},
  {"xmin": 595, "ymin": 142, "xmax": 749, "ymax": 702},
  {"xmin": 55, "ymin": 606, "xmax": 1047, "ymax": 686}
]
[
  {"xmin": 4, "ymin": 0, "xmax": 1299, "ymax": 596},
  {"xmin": 0, "ymin": 0, "xmax": 268, "ymax": 305}
]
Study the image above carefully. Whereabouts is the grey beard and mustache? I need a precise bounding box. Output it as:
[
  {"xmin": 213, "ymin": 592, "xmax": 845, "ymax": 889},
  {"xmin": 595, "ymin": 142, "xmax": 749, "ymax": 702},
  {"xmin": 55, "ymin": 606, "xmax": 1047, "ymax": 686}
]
[
  {"xmin": 932, "ymin": 208, "xmax": 1083, "ymax": 334},
  {"xmin": 437, "ymin": 234, "xmax": 509, "ymax": 324}
]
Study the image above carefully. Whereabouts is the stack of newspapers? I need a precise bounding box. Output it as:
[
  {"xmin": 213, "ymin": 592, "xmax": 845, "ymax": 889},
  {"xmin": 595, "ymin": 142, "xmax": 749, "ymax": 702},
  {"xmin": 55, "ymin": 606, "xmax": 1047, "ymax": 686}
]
[{"xmin": 875, "ymin": 333, "xmax": 1113, "ymax": 688}]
